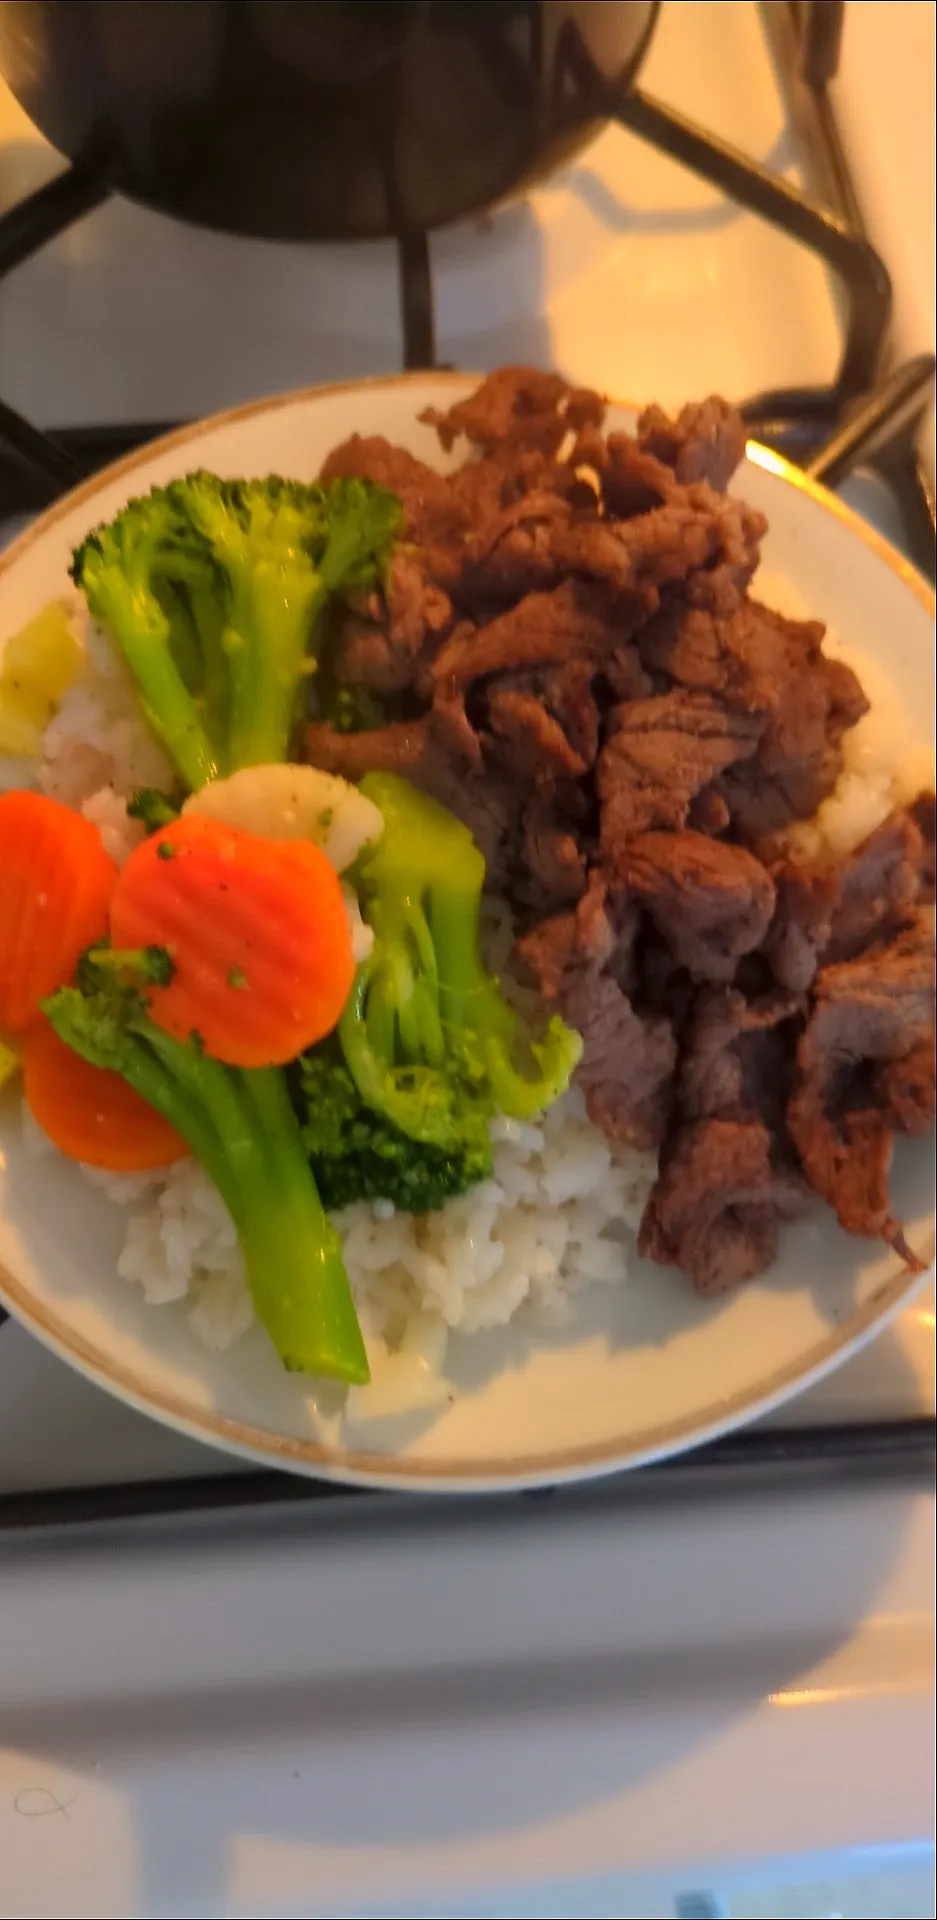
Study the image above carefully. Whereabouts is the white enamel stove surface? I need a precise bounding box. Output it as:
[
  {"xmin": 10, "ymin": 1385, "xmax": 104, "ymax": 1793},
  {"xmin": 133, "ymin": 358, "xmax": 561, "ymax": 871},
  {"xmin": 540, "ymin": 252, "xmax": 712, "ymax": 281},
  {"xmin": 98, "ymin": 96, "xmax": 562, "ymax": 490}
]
[{"xmin": 0, "ymin": 1477, "xmax": 933, "ymax": 1920}]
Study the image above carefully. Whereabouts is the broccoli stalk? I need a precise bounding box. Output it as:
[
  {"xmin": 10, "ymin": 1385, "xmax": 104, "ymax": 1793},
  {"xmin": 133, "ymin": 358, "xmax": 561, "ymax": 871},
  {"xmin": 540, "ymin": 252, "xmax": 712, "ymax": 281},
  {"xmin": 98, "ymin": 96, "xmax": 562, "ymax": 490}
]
[
  {"xmin": 71, "ymin": 473, "xmax": 401, "ymax": 792},
  {"xmin": 44, "ymin": 949, "xmax": 369, "ymax": 1384},
  {"xmin": 338, "ymin": 774, "xmax": 582, "ymax": 1143},
  {"xmin": 71, "ymin": 496, "xmax": 221, "ymax": 791}
]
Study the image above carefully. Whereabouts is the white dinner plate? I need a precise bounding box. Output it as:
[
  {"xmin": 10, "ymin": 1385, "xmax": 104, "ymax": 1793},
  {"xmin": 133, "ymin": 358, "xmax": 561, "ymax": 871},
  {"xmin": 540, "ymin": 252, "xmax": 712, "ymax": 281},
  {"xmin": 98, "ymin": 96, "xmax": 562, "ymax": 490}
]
[{"xmin": 0, "ymin": 374, "xmax": 934, "ymax": 1491}]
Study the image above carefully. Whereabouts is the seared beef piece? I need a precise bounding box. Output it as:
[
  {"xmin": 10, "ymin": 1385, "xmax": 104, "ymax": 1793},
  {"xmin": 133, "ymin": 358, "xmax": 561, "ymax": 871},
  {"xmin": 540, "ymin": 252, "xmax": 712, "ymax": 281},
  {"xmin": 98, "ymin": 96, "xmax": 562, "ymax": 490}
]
[
  {"xmin": 597, "ymin": 692, "xmax": 763, "ymax": 853},
  {"xmin": 567, "ymin": 975, "xmax": 677, "ymax": 1149},
  {"xmin": 637, "ymin": 397, "xmax": 748, "ymax": 494},
  {"xmin": 621, "ymin": 831, "xmax": 777, "ymax": 982},
  {"xmin": 828, "ymin": 809, "xmax": 927, "ymax": 961},
  {"xmin": 519, "ymin": 784, "xmax": 590, "ymax": 908},
  {"xmin": 690, "ymin": 788, "xmax": 732, "ymax": 835},
  {"xmin": 517, "ymin": 875, "xmax": 673, "ymax": 1147},
  {"xmin": 600, "ymin": 434, "xmax": 676, "ymax": 519},
  {"xmin": 763, "ymin": 856, "xmax": 840, "ymax": 992},
  {"xmin": 303, "ymin": 717, "xmax": 517, "ymax": 883},
  {"xmin": 764, "ymin": 805, "xmax": 932, "ymax": 992},
  {"xmin": 907, "ymin": 790, "xmax": 936, "ymax": 899},
  {"xmin": 429, "ymin": 579, "xmax": 625, "ymax": 690},
  {"xmin": 679, "ymin": 987, "xmax": 804, "ymax": 1131},
  {"xmin": 488, "ymin": 686, "xmax": 586, "ymax": 778},
  {"xmin": 335, "ymin": 555, "xmax": 454, "ymax": 695},
  {"xmin": 319, "ymin": 435, "xmax": 463, "ymax": 548},
  {"xmin": 638, "ymin": 1117, "xmax": 808, "ymax": 1295},
  {"xmin": 786, "ymin": 913, "xmax": 936, "ymax": 1258},
  {"xmin": 719, "ymin": 626, "xmax": 869, "ymax": 840},
  {"xmin": 602, "ymin": 645, "xmax": 656, "ymax": 702},
  {"xmin": 639, "ymin": 595, "xmax": 869, "ymax": 839},
  {"xmin": 516, "ymin": 870, "xmax": 637, "ymax": 996},
  {"xmin": 458, "ymin": 496, "xmax": 576, "ymax": 601},
  {"xmin": 487, "ymin": 659, "xmax": 601, "ymax": 781},
  {"xmin": 431, "ymin": 679, "xmax": 484, "ymax": 764},
  {"xmin": 421, "ymin": 365, "xmax": 604, "ymax": 456},
  {"xmin": 878, "ymin": 1042, "xmax": 936, "ymax": 1138},
  {"xmin": 537, "ymin": 659, "xmax": 601, "ymax": 767},
  {"xmin": 551, "ymin": 485, "xmax": 766, "ymax": 598}
]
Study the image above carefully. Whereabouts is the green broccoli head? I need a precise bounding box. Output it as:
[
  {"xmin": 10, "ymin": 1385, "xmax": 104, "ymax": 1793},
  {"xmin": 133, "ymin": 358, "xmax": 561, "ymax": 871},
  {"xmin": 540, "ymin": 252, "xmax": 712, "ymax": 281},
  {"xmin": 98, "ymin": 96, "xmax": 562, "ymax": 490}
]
[
  {"xmin": 339, "ymin": 774, "xmax": 582, "ymax": 1140},
  {"xmin": 70, "ymin": 470, "xmax": 402, "ymax": 790},
  {"xmin": 297, "ymin": 1046, "xmax": 491, "ymax": 1214}
]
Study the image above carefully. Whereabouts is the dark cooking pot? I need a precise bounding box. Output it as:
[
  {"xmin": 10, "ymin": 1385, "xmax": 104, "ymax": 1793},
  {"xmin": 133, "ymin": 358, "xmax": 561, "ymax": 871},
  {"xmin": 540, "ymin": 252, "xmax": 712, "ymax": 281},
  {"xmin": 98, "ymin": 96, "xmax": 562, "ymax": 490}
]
[{"xmin": 0, "ymin": 0, "xmax": 659, "ymax": 242}]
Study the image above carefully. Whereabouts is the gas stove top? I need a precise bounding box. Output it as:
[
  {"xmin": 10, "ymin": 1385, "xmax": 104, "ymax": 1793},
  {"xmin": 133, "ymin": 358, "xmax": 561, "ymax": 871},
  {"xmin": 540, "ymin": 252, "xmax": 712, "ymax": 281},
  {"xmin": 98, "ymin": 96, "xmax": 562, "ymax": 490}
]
[{"xmin": 0, "ymin": 0, "xmax": 933, "ymax": 1523}]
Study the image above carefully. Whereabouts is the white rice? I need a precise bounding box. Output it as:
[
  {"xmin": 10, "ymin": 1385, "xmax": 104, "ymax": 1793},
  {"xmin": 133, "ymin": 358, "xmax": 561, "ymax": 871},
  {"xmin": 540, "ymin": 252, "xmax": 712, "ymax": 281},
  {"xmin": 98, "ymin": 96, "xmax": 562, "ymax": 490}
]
[{"xmin": 14, "ymin": 596, "xmax": 937, "ymax": 1418}]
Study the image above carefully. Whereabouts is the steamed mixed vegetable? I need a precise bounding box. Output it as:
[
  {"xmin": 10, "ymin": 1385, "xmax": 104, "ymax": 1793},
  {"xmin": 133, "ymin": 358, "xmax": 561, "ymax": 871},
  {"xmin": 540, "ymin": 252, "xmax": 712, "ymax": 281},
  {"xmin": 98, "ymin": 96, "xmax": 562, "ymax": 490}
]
[
  {"xmin": 70, "ymin": 473, "xmax": 402, "ymax": 787},
  {"xmin": 0, "ymin": 469, "xmax": 582, "ymax": 1384}
]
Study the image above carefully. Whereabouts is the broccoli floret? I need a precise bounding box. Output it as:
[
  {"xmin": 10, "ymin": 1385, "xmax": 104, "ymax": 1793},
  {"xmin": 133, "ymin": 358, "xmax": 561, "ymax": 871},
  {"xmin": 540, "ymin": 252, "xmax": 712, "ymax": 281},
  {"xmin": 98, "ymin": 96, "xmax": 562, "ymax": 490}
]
[
  {"xmin": 338, "ymin": 774, "xmax": 582, "ymax": 1145},
  {"xmin": 71, "ymin": 489, "xmax": 221, "ymax": 791},
  {"xmin": 127, "ymin": 787, "xmax": 182, "ymax": 832},
  {"xmin": 297, "ymin": 1045, "xmax": 491, "ymax": 1214},
  {"xmin": 71, "ymin": 472, "xmax": 401, "ymax": 792},
  {"xmin": 43, "ymin": 951, "xmax": 369, "ymax": 1384}
]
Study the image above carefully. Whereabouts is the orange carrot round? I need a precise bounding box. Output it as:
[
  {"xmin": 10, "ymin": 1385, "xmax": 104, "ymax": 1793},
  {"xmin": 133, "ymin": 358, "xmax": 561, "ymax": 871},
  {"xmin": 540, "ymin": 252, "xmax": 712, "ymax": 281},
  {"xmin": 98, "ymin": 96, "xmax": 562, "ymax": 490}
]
[
  {"xmin": 109, "ymin": 814, "xmax": 355, "ymax": 1068},
  {"xmin": 0, "ymin": 790, "xmax": 117, "ymax": 1033},
  {"xmin": 22, "ymin": 1018, "xmax": 189, "ymax": 1171}
]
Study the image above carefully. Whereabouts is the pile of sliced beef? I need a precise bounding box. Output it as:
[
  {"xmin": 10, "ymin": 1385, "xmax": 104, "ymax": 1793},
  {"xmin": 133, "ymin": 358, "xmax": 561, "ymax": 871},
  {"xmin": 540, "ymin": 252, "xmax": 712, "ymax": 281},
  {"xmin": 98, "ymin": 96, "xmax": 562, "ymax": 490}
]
[{"xmin": 305, "ymin": 366, "xmax": 936, "ymax": 1295}]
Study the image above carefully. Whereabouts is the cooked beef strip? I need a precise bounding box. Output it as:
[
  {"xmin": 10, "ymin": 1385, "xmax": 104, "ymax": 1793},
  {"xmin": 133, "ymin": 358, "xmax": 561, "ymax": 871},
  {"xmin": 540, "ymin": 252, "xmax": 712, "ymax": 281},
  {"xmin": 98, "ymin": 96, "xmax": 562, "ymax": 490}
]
[
  {"xmin": 637, "ymin": 397, "xmax": 748, "ymax": 494},
  {"xmin": 485, "ymin": 659, "xmax": 601, "ymax": 782},
  {"xmin": 335, "ymin": 554, "xmax": 454, "ymax": 696},
  {"xmin": 519, "ymin": 784, "xmax": 590, "ymax": 908},
  {"xmin": 638, "ymin": 1117, "xmax": 809, "ymax": 1295},
  {"xmin": 488, "ymin": 686, "xmax": 588, "ymax": 779},
  {"xmin": 601, "ymin": 644, "xmax": 656, "ymax": 702},
  {"xmin": 567, "ymin": 975, "xmax": 677, "ymax": 1149},
  {"xmin": 762, "ymin": 855, "xmax": 841, "ymax": 992},
  {"xmin": 764, "ymin": 804, "xmax": 933, "ymax": 992},
  {"xmin": 311, "ymin": 372, "xmax": 934, "ymax": 1299},
  {"xmin": 679, "ymin": 987, "xmax": 804, "ymax": 1131},
  {"xmin": 599, "ymin": 434, "xmax": 676, "ymax": 519},
  {"xmin": 718, "ymin": 637, "xmax": 869, "ymax": 840},
  {"xmin": 319, "ymin": 434, "xmax": 463, "ymax": 546},
  {"xmin": 429, "ymin": 579, "xmax": 628, "ymax": 690},
  {"xmin": 554, "ymin": 486, "xmax": 766, "ymax": 600},
  {"xmin": 640, "ymin": 595, "xmax": 870, "ymax": 840},
  {"xmin": 303, "ymin": 716, "xmax": 518, "ymax": 884},
  {"xmin": 517, "ymin": 874, "xmax": 674, "ymax": 1148},
  {"xmin": 878, "ymin": 1042, "xmax": 936, "ymax": 1138},
  {"xmin": 786, "ymin": 912, "xmax": 936, "ymax": 1259},
  {"xmin": 620, "ymin": 831, "xmax": 777, "ymax": 982},
  {"xmin": 828, "ymin": 809, "xmax": 927, "ymax": 961},
  {"xmin": 597, "ymin": 692, "xmax": 763, "ymax": 854},
  {"xmin": 420, "ymin": 365, "xmax": 605, "ymax": 456},
  {"xmin": 907, "ymin": 789, "xmax": 936, "ymax": 900}
]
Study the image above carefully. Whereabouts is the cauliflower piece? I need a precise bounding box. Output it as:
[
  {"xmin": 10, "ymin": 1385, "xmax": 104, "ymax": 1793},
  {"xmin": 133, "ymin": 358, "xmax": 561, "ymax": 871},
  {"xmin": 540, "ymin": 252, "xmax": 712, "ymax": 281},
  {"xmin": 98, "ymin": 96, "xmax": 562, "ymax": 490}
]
[{"xmin": 183, "ymin": 763, "xmax": 383, "ymax": 872}]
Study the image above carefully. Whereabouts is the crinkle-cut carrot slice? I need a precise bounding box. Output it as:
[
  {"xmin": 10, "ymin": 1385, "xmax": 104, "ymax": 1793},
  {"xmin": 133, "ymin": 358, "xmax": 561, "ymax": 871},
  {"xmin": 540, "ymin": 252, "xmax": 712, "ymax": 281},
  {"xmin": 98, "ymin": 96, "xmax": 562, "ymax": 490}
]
[
  {"xmin": 0, "ymin": 790, "xmax": 117, "ymax": 1033},
  {"xmin": 22, "ymin": 1017, "xmax": 189, "ymax": 1171},
  {"xmin": 110, "ymin": 814, "xmax": 356, "ymax": 1067}
]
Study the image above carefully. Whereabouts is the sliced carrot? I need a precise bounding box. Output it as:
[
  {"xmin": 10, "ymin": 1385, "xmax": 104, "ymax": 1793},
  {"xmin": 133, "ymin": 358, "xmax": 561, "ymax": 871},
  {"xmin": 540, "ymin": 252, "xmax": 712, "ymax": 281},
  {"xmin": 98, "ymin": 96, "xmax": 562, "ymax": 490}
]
[
  {"xmin": 0, "ymin": 791, "xmax": 117, "ymax": 1033},
  {"xmin": 22, "ymin": 1018, "xmax": 189, "ymax": 1171},
  {"xmin": 110, "ymin": 814, "xmax": 355, "ymax": 1068}
]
